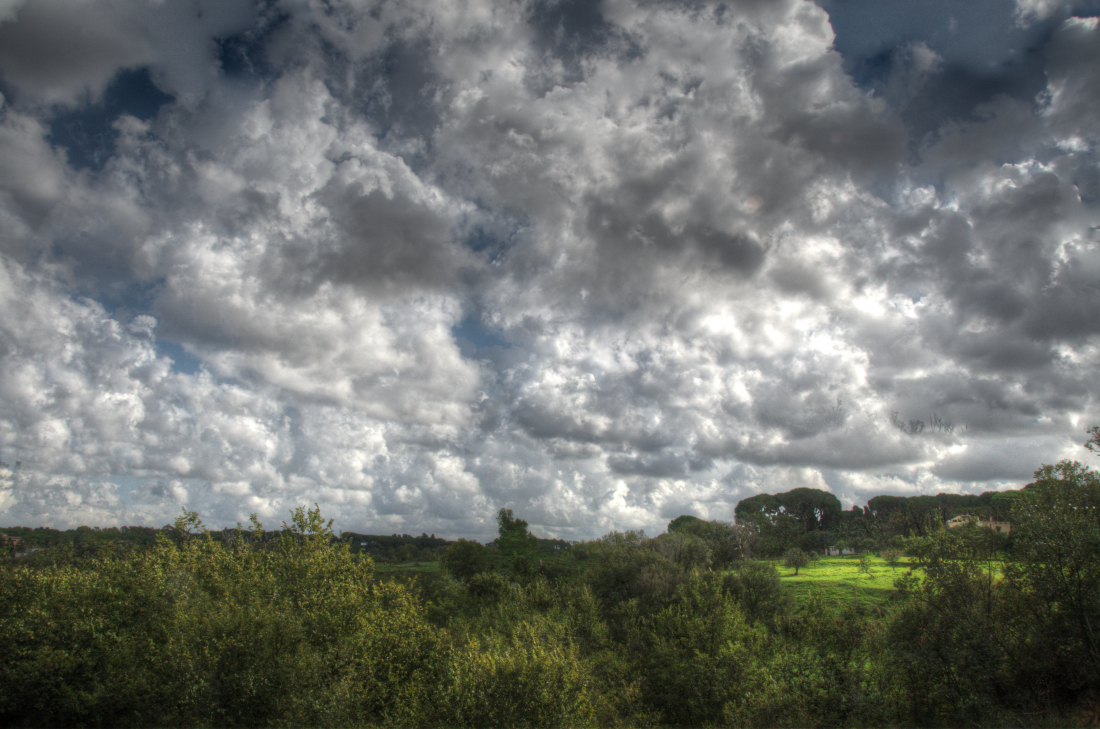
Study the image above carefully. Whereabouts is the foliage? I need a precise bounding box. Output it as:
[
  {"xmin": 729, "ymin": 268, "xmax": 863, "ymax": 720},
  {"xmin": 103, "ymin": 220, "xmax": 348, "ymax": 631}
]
[
  {"xmin": 1002, "ymin": 460, "xmax": 1100, "ymax": 701},
  {"xmin": 582, "ymin": 538, "xmax": 684, "ymax": 619},
  {"xmin": 440, "ymin": 538, "xmax": 489, "ymax": 581},
  {"xmin": 883, "ymin": 524, "xmax": 1015, "ymax": 726},
  {"xmin": 723, "ymin": 561, "xmax": 789, "ymax": 626},
  {"xmin": 344, "ymin": 532, "xmax": 452, "ymax": 563},
  {"xmin": 433, "ymin": 616, "xmax": 598, "ymax": 728},
  {"xmin": 878, "ymin": 455, "xmax": 1100, "ymax": 725},
  {"xmin": 735, "ymin": 488, "xmax": 842, "ymax": 534},
  {"xmin": 0, "ymin": 507, "xmax": 439, "ymax": 728},
  {"xmin": 636, "ymin": 573, "xmax": 765, "ymax": 726},
  {"xmin": 664, "ymin": 516, "xmax": 757, "ymax": 566},
  {"xmin": 495, "ymin": 508, "xmax": 539, "ymax": 557},
  {"xmin": 783, "ymin": 547, "xmax": 809, "ymax": 576},
  {"xmin": 881, "ymin": 548, "xmax": 902, "ymax": 569},
  {"xmin": 648, "ymin": 531, "xmax": 711, "ymax": 570},
  {"xmin": 666, "ymin": 514, "xmax": 711, "ymax": 536}
]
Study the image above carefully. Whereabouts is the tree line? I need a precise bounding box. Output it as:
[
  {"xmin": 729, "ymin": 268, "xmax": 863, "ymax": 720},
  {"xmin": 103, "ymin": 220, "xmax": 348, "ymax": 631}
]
[{"xmin": 732, "ymin": 485, "xmax": 1021, "ymax": 558}]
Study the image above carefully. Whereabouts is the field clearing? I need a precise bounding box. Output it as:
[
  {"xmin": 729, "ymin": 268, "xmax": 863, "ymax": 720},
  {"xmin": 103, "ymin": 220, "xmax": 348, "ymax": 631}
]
[{"xmin": 778, "ymin": 554, "xmax": 917, "ymax": 612}]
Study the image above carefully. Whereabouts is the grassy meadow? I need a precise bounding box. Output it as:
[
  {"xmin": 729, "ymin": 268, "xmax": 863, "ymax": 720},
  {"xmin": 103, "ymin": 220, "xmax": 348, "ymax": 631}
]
[{"xmin": 777, "ymin": 554, "xmax": 915, "ymax": 611}]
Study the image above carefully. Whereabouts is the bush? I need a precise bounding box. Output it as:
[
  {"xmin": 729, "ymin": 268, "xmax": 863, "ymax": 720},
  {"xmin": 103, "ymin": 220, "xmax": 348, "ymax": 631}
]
[
  {"xmin": 637, "ymin": 573, "xmax": 767, "ymax": 726},
  {"xmin": 584, "ymin": 542, "xmax": 684, "ymax": 615},
  {"xmin": 723, "ymin": 561, "xmax": 790, "ymax": 626},
  {"xmin": 432, "ymin": 616, "xmax": 598, "ymax": 728},
  {"xmin": 441, "ymin": 539, "xmax": 489, "ymax": 580}
]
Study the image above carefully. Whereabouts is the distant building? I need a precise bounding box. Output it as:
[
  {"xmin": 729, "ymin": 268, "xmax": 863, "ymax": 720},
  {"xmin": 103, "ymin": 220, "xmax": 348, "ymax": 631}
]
[
  {"xmin": 946, "ymin": 515, "xmax": 1011, "ymax": 535},
  {"xmin": 825, "ymin": 546, "xmax": 855, "ymax": 556}
]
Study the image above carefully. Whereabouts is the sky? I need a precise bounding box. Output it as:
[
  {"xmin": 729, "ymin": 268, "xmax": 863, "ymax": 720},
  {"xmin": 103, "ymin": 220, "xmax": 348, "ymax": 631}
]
[{"xmin": 0, "ymin": 0, "xmax": 1099, "ymax": 540}]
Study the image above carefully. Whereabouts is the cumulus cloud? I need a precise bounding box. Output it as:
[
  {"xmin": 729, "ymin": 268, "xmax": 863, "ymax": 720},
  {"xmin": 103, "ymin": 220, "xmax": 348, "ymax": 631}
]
[{"xmin": 0, "ymin": 0, "xmax": 1097, "ymax": 538}]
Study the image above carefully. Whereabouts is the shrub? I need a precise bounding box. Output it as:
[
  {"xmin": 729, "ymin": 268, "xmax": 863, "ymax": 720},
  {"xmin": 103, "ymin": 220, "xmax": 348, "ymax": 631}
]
[
  {"xmin": 723, "ymin": 561, "xmax": 790, "ymax": 626},
  {"xmin": 433, "ymin": 616, "xmax": 597, "ymax": 728},
  {"xmin": 0, "ymin": 508, "xmax": 442, "ymax": 728},
  {"xmin": 441, "ymin": 539, "xmax": 489, "ymax": 580},
  {"xmin": 637, "ymin": 573, "xmax": 767, "ymax": 726}
]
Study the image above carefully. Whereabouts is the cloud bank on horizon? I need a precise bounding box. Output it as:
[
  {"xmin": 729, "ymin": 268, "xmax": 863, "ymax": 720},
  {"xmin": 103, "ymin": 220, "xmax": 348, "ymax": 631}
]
[{"xmin": 0, "ymin": 0, "xmax": 1098, "ymax": 539}]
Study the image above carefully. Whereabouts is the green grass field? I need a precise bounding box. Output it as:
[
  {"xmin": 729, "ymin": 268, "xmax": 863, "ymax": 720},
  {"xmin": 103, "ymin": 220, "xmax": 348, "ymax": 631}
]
[{"xmin": 778, "ymin": 554, "xmax": 916, "ymax": 612}]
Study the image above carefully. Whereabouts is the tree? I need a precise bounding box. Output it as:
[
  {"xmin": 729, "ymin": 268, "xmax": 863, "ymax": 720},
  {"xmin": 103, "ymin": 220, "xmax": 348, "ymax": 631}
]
[
  {"xmin": 712, "ymin": 522, "xmax": 760, "ymax": 565},
  {"xmin": 1005, "ymin": 459, "xmax": 1100, "ymax": 693},
  {"xmin": 881, "ymin": 548, "xmax": 902, "ymax": 570},
  {"xmin": 884, "ymin": 521, "xmax": 1016, "ymax": 725},
  {"xmin": 440, "ymin": 539, "xmax": 488, "ymax": 580},
  {"xmin": 735, "ymin": 488, "xmax": 842, "ymax": 556},
  {"xmin": 723, "ymin": 561, "xmax": 789, "ymax": 625},
  {"xmin": 0, "ymin": 505, "xmax": 442, "ymax": 728},
  {"xmin": 495, "ymin": 508, "xmax": 538, "ymax": 556},
  {"xmin": 667, "ymin": 514, "xmax": 712, "ymax": 536},
  {"xmin": 784, "ymin": 547, "xmax": 810, "ymax": 576},
  {"xmin": 638, "ymin": 573, "xmax": 767, "ymax": 726},
  {"xmin": 781, "ymin": 488, "xmax": 843, "ymax": 533},
  {"xmin": 666, "ymin": 516, "xmax": 758, "ymax": 567}
]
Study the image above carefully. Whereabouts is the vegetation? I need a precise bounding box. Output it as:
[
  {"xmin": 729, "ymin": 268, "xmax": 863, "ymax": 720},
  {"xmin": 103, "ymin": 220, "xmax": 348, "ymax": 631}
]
[
  {"xmin": 1, "ymin": 433, "xmax": 1098, "ymax": 727},
  {"xmin": 783, "ymin": 547, "xmax": 809, "ymax": 575}
]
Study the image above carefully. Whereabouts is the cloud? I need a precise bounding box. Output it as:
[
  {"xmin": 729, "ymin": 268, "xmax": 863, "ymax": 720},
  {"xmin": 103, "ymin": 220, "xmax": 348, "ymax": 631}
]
[
  {"xmin": 1015, "ymin": 0, "xmax": 1074, "ymax": 25},
  {"xmin": 0, "ymin": 0, "xmax": 1098, "ymax": 537},
  {"xmin": 0, "ymin": 0, "xmax": 254, "ymax": 107},
  {"xmin": 1043, "ymin": 16, "xmax": 1100, "ymax": 141}
]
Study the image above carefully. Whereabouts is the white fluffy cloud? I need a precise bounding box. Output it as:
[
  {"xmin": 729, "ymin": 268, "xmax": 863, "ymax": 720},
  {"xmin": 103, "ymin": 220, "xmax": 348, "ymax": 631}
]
[{"xmin": 0, "ymin": 0, "xmax": 1097, "ymax": 538}]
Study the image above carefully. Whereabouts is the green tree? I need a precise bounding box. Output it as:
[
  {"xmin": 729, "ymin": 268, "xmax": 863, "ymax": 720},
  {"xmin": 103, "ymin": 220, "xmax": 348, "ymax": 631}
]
[
  {"xmin": 495, "ymin": 508, "xmax": 538, "ymax": 556},
  {"xmin": 735, "ymin": 489, "xmax": 841, "ymax": 555},
  {"xmin": 781, "ymin": 488, "xmax": 843, "ymax": 533},
  {"xmin": 883, "ymin": 523, "xmax": 1014, "ymax": 726},
  {"xmin": 441, "ymin": 539, "xmax": 489, "ymax": 580},
  {"xmin": 1003, "ymin": 459, "xmax": 1100, "ymax": 698},
  {"xmin": 638, "ymin": 573, "xmax": 767, "ymax": 726},
  {"xmin": 667, "ymin": 514, "xmax": 713, "ymax": 537},
  {"xmin": 881, "ymin": 548, "xmax": 902, "ymax": 570},
  {"xmin": 784, "ymin": 547, "xmax": 809, "ymax": 576},
  {"xmin": 722, "ymin": 561, "xmax": 789, "ymax": 626}
]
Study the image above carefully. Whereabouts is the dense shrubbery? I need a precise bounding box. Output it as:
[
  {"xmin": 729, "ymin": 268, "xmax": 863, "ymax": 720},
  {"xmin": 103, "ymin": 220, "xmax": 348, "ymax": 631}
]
[
  {"xmin": 2, "ymin": 444, "xmax": 1100, "ymax": 727},
  {"xmin": 0, "ymin": 507, "xmax": 441, "ymax": 727}
]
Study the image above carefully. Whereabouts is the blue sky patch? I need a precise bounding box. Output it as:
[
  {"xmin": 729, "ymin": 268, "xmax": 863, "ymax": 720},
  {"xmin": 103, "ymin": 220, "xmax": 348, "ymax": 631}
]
[
  {"xmin": 155, "ymin": 340, "xmax": 204, "ymax": 376},
  {"xmin": 453, "ymin": 317, "xmax": 511, "ymax": 358},
  {"xmin": 48, "ymin": 67, "xmax": 172, "ymax": 170}
]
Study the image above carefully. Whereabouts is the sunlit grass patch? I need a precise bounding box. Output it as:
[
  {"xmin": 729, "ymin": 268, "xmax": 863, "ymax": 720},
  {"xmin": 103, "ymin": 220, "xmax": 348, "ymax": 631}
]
[{"xmin": 780, "ymin": 554, "xmax": 917, "ymax": 612}]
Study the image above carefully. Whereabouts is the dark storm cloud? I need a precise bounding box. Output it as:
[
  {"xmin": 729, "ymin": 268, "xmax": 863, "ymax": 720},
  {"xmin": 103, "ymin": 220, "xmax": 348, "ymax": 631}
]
[{"xmin": 0, "ymin": 0, "xmax": 1098, "ymax": 537}]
